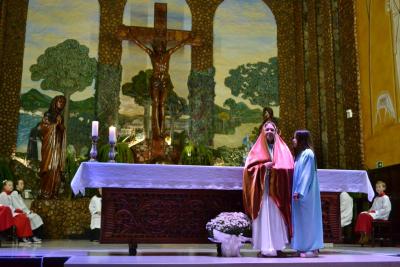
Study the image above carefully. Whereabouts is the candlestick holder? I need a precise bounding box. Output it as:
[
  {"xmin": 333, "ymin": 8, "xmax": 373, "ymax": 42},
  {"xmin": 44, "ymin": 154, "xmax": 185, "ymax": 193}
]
[
  {"xmin": 89, "ymin": 136, "xmax": 98, "ymax": 162},
  {"xmin": 108, "ymin": 142, "xmax": 116, "ymax": 162}
]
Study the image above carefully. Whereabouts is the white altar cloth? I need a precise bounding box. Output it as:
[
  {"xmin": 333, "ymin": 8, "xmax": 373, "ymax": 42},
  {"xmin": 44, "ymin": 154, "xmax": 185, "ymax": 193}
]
[
  {"xmin": 71, "ymin": 162, "xmax": 374, "ymax": 201},
  {"xmin": 71, "ymin": 162, "xmax": 243, "ymax": 195}
]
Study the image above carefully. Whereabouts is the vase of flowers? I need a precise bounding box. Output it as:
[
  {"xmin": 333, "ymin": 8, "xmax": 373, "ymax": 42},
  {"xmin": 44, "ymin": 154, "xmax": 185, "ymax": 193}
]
[
  {"xmin": 206, "ymin": 212, "xmax": 252, "ymax": 257},
  {"xmin": 206, "ymin": 212, "xmax": 252, "ymax": 238}
]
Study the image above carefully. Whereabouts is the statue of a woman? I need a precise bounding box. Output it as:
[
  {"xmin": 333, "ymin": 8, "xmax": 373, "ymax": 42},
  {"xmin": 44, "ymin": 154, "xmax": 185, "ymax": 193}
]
[{"xmin": 39, "ymin": 95, "xmax": 66, "ymax": 199}]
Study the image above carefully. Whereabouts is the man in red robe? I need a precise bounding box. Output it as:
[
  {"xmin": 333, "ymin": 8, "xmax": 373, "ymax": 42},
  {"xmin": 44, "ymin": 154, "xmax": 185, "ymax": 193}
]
[{"xmin": 243, "ymin": 121, "xmax": 293, "ymax": 257}]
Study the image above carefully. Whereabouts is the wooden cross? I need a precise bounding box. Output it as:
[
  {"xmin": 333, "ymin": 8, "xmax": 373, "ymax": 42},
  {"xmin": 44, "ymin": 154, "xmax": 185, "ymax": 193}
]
[{"xmin": 117, "ymin": 3, "xmax": 200, "ymax": 48}]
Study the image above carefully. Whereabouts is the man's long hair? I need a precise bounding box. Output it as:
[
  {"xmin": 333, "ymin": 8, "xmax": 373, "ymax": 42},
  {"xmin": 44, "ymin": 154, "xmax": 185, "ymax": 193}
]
[{"xmin": 294, "ymin": 129, "xmax": 313, "ymax": 158}]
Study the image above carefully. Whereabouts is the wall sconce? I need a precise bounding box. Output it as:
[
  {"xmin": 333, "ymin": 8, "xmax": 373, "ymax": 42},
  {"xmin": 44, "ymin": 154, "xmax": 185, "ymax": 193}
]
[{"xmin": 346, "ymin": 109, "xmax": 353, "ymax": 119}]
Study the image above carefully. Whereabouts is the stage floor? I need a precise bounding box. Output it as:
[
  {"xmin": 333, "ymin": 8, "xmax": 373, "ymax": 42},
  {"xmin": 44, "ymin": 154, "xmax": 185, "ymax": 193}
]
[{"xmin": 0, "ymin": 240, "xmax": 400, "ymax": 266}]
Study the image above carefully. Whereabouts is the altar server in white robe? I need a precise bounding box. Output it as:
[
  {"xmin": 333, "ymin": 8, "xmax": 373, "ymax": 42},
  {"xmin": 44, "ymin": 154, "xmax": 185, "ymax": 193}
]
[
  {"xmin": 89, "ymin": 188, "xmax": 102, "ymax": 241},
  {"xmin": 340, "ymin": 192, "xmax": 353, "ymax": 227},
  {"xmin": 11, "ymin": 179, "xmax": 43, "ymax": 242},
  {"xmin": 1, "ymin": 180, "xmax": 33, "ymax": 243},
  {"xmin": 355, "ymin": 180, "xmax": 391, "ymax": 245}
]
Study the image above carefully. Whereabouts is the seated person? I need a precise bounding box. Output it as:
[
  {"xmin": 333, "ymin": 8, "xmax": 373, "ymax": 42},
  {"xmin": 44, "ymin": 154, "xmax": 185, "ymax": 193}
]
[
  {"xmin": 0, "ymin": 180, "xmax": 33, "ymax": 243},
  {"xmin": 89, "ymin": 188, "xmax": 102, "ymax": 241},
  {"xmin": 11, "ymin": 179, "xmax": 43, "ymax": 242},
  {"xmin": 355, "ymin": 180, "xmax": 391, "ymax": 245}
]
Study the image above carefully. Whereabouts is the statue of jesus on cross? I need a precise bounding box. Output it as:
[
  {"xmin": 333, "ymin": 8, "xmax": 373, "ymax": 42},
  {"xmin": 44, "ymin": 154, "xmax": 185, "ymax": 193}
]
[{"xmin": 117, "ymin": 3, "xmax": 200, "ymax": 160}]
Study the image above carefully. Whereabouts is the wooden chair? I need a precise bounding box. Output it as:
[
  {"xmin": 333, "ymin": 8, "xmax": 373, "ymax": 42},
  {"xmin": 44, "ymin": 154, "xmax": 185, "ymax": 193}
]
[{"xmin": 371, "ymin": 219, "xmax": 392, "ymax": 247}]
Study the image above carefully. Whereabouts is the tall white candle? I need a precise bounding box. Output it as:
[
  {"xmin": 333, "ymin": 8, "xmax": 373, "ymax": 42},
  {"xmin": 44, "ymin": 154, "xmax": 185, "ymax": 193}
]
[
  {"xmin": 91, "ymin": 121, "xmax": 99, "ymax": 137},
  {"xmin": 109, "ymin": 126, "xmax": 116, "ymax": 143}
]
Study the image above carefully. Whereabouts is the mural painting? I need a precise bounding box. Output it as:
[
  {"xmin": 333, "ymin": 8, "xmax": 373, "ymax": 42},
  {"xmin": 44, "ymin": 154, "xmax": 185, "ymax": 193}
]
[{"xmin": 17, "ymin": 0, "xmax": 277, "ymax": 169}]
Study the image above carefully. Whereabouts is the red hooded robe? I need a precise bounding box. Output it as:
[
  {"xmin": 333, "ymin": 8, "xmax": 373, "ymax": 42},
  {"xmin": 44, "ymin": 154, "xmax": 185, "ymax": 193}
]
[{"xmin": 242, "ymin": 126, "xmax": 294, "ymax": 237}]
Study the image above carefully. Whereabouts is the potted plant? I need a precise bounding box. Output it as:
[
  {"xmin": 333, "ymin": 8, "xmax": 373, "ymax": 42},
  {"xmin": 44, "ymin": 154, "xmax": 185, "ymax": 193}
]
[{"xmin": 206, "ymin": 212, "xmax": 252, "ymax": 257}]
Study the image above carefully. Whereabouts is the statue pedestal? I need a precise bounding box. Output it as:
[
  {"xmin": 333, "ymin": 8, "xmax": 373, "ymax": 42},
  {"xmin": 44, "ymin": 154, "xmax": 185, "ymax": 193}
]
[{"xmin": 31, "ymin": 198, "xmax": 90, "ymax": 239}]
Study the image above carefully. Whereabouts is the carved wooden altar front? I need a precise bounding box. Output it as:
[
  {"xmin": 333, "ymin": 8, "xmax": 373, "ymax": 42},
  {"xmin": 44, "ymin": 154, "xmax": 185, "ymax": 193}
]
[{"xmin": 101, "ymin": 188, "xmax": 340, "ymax": 255}]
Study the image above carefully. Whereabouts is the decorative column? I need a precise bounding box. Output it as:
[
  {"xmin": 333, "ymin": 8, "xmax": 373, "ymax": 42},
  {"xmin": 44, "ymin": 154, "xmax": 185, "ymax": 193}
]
[
  {"xmin": 0, "ymin": 0, "xmax": 29, "ymax": 159},
  {"xmin": 338, "ymin": 0, "xmax": 364, "ymax": 169},
  {"xmin": 319, "ymin": 0, "xmax": 342, "ymax": 168},
  {"xmin": 293, "ymin": 0, "xmax": 307, "ymax": 133},
  {"xmin": 331, "ymin": 0, "xmax": 347, "ymax": 169},
  {"xmin": 299, "ymin": 0, "xmax": 363, "ymax": 169},
  {"xmin": 263, "ymin": 0, "xmax": 301, "ymax": 145},
  {"xmin": 302, "ymin": 0, "xmax": 324, "ymax": 164},
  {"xmin": 186, "ymin": 0, "xmax": 223, "ymax": 146},
  {"xmin": 96, "ymin": 0, "xmax": 127, "ymax": 144}
]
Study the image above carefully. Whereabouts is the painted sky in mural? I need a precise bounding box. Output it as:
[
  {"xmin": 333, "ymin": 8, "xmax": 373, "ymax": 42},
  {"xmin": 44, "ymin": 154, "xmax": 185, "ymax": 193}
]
[{"xmin": 21, "ymin": 0, "xmax": 99, "ymax": 100}]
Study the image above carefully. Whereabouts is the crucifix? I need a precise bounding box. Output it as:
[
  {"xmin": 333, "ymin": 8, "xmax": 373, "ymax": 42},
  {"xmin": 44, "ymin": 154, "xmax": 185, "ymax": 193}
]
[{"xmin": 117, "ymin": 3, "xmax": 200, "ymax": 160}]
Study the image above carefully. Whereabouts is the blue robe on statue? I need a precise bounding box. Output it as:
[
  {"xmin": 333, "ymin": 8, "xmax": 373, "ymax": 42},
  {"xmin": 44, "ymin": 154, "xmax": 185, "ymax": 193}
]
[{"xmin": 291, "ymin": 149, "xmax": 324, "ymax": 252}]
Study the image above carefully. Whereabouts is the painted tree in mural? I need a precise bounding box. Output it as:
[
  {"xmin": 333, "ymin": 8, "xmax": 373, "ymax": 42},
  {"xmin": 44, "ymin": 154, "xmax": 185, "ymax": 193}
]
[
  {"xmin": 223, "ymin": 98, "xmax": 260, "ymax": 122},
  {"xmin": 218, "ymin": 111, "xmax": 230, "ymax": 132},
  {"xmin": 213, "ymin": 99, "xmax": 261, "ymax": 135},
  {"xmin": 122, "ymin": 70, "xmax": 152, "ymax": 139},
  {"xmin": 223, "ymin": 98, "xmax": 240, "ymax": 121},
  {"xmin": 30, "ymin": 39, "xmax": 97, "ymax": 137},
  {"xmin": 224, "ymin": 57, "xmax": 278, "ymax": 107}
]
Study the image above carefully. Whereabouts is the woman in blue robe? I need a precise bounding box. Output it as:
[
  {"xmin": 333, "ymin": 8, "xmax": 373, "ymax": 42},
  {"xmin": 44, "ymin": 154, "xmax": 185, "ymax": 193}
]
[{"xmin": 291, "ymin": 130, "xmax": 323, "ymax": 257}]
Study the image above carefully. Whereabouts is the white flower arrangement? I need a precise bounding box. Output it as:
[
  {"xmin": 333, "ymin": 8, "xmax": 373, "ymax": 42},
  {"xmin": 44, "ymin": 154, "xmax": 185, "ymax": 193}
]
[{"xmin": 206, "ymin": 212, "xmax": 252, "ymax": 238}]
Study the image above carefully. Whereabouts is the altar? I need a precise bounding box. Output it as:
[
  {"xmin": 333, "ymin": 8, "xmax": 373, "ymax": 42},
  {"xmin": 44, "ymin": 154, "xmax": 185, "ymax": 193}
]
[{"xmin": 71, "ymin": 162, "xmax": 373, "ymax": 255}]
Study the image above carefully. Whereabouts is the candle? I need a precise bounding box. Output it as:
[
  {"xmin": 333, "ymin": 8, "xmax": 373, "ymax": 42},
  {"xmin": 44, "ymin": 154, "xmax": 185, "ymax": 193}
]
[
  {"xmin": 91, "ymin": 121, "xmax": 99, "ymax": 137},
  {"xmin": 109, "ymin": 126, "xmax": 116, "ymax": 143}
]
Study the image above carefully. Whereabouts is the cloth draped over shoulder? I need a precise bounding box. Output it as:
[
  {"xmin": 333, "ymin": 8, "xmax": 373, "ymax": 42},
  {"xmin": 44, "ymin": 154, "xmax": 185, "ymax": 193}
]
[{"xmin": 242, "ymin": 129, "xmax": 294, "ymax": 237}]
